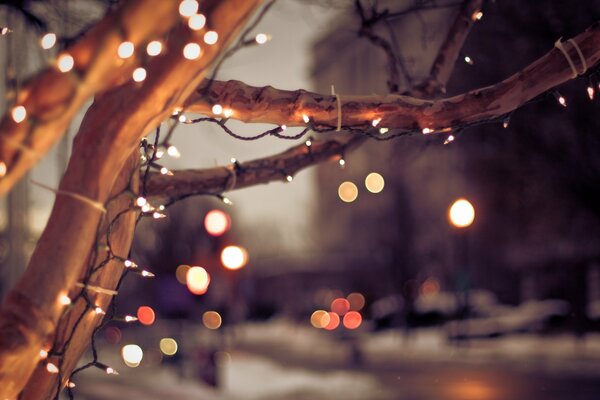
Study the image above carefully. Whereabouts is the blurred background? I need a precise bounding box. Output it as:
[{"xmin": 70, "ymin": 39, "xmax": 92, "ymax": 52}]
[{"xmin": 1, "ymin": 0, "xmax": 600, "ymax": 399}]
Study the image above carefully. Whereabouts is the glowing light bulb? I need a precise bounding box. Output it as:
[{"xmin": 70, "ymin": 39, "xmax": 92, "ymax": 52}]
[
  {"xmin": 371, "ymin": 118, "xmax": 381, "ymax": 127},
  {"xmin": 141, "ymin": 270, "xmax": 155, "ymax": 277},
  {"xmin": 141, "ymin": 203, "xmax": 151, "ymax": 212},
  {"xmin": 121, "ymin": 344, "xmax": 143, "ymax": 367},
  {"xmin": 136, "ymin": 197, "xmax": 147, "ymax": 207},
  {"xmin": 503, "ymin": 117, "xmax": 510, "ymax": 128},
  {"xmin": 339, "ymin": 158, "xmax": 346, "ymax": 167},
  {"xmin": 146, "ymin": 40, "xmax": 162, "ymax": 56},
  {"xmin": 302, "ymin": 114, "xmax": 310, "ymax": 123},
  {"xmin": 379, "ymin": 127, "xmax": 388, "ymax": 134},
  {"xmin": 305, "ymin": 139, "xmax": 312, "ymax": 147},
  {"xmin": 117, "ymin": 41, "xmax": 134, "ymax": 59},
  {"xmin": 188, "ymin": 13, "xmax": 206, "ymax": 30},
  {"xmin": 286, "ymin": 175, "xmax": 293, "ymax": 182},
  {"xmin": 105, "ymin": 367, "xmax": 118, "ymax": 375},
  {"xmin": 211, "ymin": 104, "xmax": 223, "ymax": 115},
  {"xmin": 1, "ymin": 27, "xmax": 9, "ymax": 35},
  {"xmin": 255, "ymin": 33, "xmax": 269, "ymax": 44},
  {"xmin": 587, "ymin": 86, "xmax": 594, "ymax": 100},
  {"xmin": 178, "ymin": 114, "xmax": 187, "ymax": 123},
  {"xmin": 160, "ymin": 167, "xmax": 172, "ymax": 175},
  {"xmin": 0, "ymin": 162, "xmax": 6, "ymax": 177},
  {"xmin": 160, "ymin": 338, "xmax": 179, "ymax": 355},
  {"xmin": 40, "ymin": 350, "xmax": 48, "ymax": 359},
  {"xmin": 422, "ymin": 127, "xmax": 432, "ymax": 134},
  {"xmin": 464, "ymin": 56, "xmax": 473, "ymax": 65},
  {"xmin": 124, "ymin": 315, "xmax": 137, "ymax": 322},
  {"xmin": 179, "ymin": 0, "xmax": 199, "ymax": 17},
  {"xmin": 57, "ymin": 54, "xmax": 74, "ymax": 72},
  {"xmin": 444, "ymin": 135, "xmax": 455, "ymax": 144},
  {"xmin": 186, "ymin": 266, "xmax": 210, "ymax": 294},
  {"xmin": 281, "ymin": 125, "xmax": 287, "ymax": 131},
  {"xmin": 124, "ymin": 259, "xmax": 137, "ymax": 268},
  {"xmin": 94, "ymin": 306, "xmax": 105, "ymax": 315},
  {"xmin": 46, "ymin": 363, "xmax": 59, "ymax": 374},
  {"xmin": 203, "ymin": 31, "xmax": 218, "ymax": 45},
  {"xmin": 472, "ymin": 10, "xmax": 483, "ymax": 21},
  {"xmin": 553, "ymin": 91, "xmax": 567, "ymax": 107},
  {"xmin": 223, "ymin": 108, "xmax": 233, "ymax": 118},
  {"xmin": 40, "ymin": 33, "xmax": 56, "ymax": 49},
  {"xmin": 59, "ymin": 294, "xmax": 71, "ymax": 306},
  {"xmin": 11, "ymin": 106, "xmax": 26, "ymax": 123},
  {"xmin": 183, "ymin": 43, "xmax": 201, "ymax": 60},
  {"xmin": 132, "ymin": 67, "xmax": 146, "ymax": 82},
  {"xmin": 222, "ymin": 197, "xmax": 233, "ymax": 205},
  {"xmin": 202, "ymin": 311, "xmax": 222, "ymax": 330},
  {"xmin": 167, "ymin": 145, "xmax": 180, "ymax": 158},
  {"xmin": 204, "ymin": 209, "xmax": 231, "ymax": 236}
]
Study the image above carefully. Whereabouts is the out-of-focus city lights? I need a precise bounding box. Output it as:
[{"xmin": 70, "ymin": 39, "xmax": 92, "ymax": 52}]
[
  {"xmin": 137, "ymin": 306, "xmax": 156, "ymax": 326},
  {"xmin": 365, "ymin": 172, "xmax": 385, "ymax": 193},
  {"xmin": 175, "ymin": 264, "xmax": 191, "ymax": 284},
  {"xmin": 331, "ymin": 298, "xmax": 350, "ymax": 315},
  {"xmin": 204, "ymin": 209, "xmax": 231, "ymax": 236},
  {"xmin": 343, "ymin": 311, "xmax": 362, "ymax": 329},
  {"xmin": 347, "ymin": 293, "xmax": 365, "ymax": 311},
  {"xmin": 186, "ymin": 266, "xmax": 210, "ymax": 295},
  {"xmin": 338, "ymin": 181, "xmax": 358, "ymax": 203},
  {"xmin": 221, "ymin": 245, "xmax": 248, "ymax": 270},
  {"xmin": 121, "ymin": 344, "xmax": 143, "ymax": 368},
  {"xmin": 448, "ymin": 198, "xmax": 475, "ymax": 228},
  {"xmin": 324, "ymin": 312, "xmax": 340, "ymax": 330},
  {"xmin": 202, "ymin": 311, "xmax": 222, "ymax": 330},
  {"xmin": 159, "ymin": 338, "xmax": 178, "ymax": 356},
  {"xmin": 310, "ymin": 310, "xmax": 331, "ymax": 329}
]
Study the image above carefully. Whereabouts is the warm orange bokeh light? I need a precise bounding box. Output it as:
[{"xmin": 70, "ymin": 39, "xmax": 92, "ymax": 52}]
[
  {"xmin": 186, "ymin": 266, "xmax": 210, "ymax": 295},
  {"xmin": 343, "ymin": 311, "xmax": 362, "ymax": 329},
  {"xmin": 338, "ymin": 181, "xmax": 358, "ymax": 203},
  {"xmin": 448, "ymin": 198, "xmax": 475, "ymax": 228},
  {"xmin": 204, "ymin": 209, "xmax": 231, "ymax": 236},
  {"xmin": 175, "ymin": 264, "xmax": 191, "ymax": 284},
  {"xmin": 202, "ymin": 311, "xmax": 222, "ymax": 330},
  {"xmin": 421, "ymin": 278, "xmax": 440, "ymax": 296},
  {"xmin": 137, "ymin": 306, "xmax": 155, "ymax": 326},
  {"xmin": 331, "ymin": 298, "xmax": 350, "ymax": 316},
  {"xmin": 310, "ymin": 310, "xmax": 331, "ymax": 329},
  {"xmin": 347, "ymin": 292, "xmax": 365, "ymax": 311},
  {"xmin": 220, "ymin": 246, "xmax": 248, "ymax": 270},
  {"xmin": 324, "ymin": 312, "xmax": 340, "ymax": 330}
]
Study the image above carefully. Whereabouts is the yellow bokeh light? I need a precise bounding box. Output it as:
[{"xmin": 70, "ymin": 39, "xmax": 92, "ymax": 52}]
[
  {"xmin": 448, "ymin": 198, "xmax": 475, "ymax": 228},
  {"xmin": 121, "ymin": 344, "xmax": 143, "ymax": 368},
  {"xmin": 159, "ymin": 338, "xmax": 178, "ymax": 356},
  {"xmin": 310, "ymin": 310, "xmax": 330, "ymax": 329},
  {"xmin": 204, "ymin": 209, "xmax": 231, "ymax": 236},
  {"xmin": 175, "ymin": 264, "xmax": 190, "ymax": 284},
  {"xmin": 220, "ymin": 245, "xmax": 248, "ymax": 270},
  {"xmin": 202, "ymin": 311, "xmax": 222, "ymax": 330},
  {"xmin": 365, "ymin": 172, "xmax": 385, "ymax": 193},
  {"xmin": 338, "ymin": 181, "xmax": 358, "ymax": 203},
  {"xmin": 186, "ymin": 266, "xmax": 210, "ymax": 295}
]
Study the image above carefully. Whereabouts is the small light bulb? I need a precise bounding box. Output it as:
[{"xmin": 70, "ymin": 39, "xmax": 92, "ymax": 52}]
[
  {"xmin": 40, "ymin": 33, "xmax": 56, "ymax": 49},
  {"xmin": 379, "ymin": 127, "xmax": 388, "ymax": 134},
  {"xmin": 11, "ymin": 106, "xmax": 26, "ymax": 123},
  {"xmin": 464, "ymin": 56, "xmax": 473, "ymax": 65},
  {"xmin": 223, "ymin": 108, "xmax": 233, "ymax": 118},
  {"xmin": 371, "ymin": 118, "xmax": 381, "ymax": 127},
  {"xmin": 160, "ymin": 167, "xmax": 172, "ymax": 175},
  {"xmin": 94, "ymin": 306, "xmax": 105, "ymax": 315},
  {"xmin": 179, "ymin": 0, "xmax": 199, "ymax": 17},
  {"xmin": 286, "ymin": 175, "xmax": 293, "ymax": 182},
  {"xmin": 146, "ymin": 40, "xmax": 162, "ymax": 56},
  {"xmin": 188, "ymin": 14, "xmax": 206, "ymax": 30},
  {"xmin": 59, "ymin": 294, "xmax": 71, "ymax": 306},
  {"xmin": 40, "ymin": 350, "xmax": 48, "ymax": 359},
  {"xmin": 125, "ymin": 315, "xmax": 138, "ymax": 322},
  {"xmin": 222, "ymin": 197, "xmax": 233, "ymax": 205},
  {"xmin": 281, "ymin": 125, "xmax": 287, "ymax": 131},
  {"xmin": 587, "ymin": 86, "xmax": 594, "ymax": 100},
  {"xmin": 230, "ymin": 157, "xmax": 237, "ymax": 163},
  {"xmin": 255, "ymin": 33, "xmax": 269, "ymax": 44},
  {"xmin": 302, "ymin": 114, "xmax": 310, "ymax": 123},
  {"xmin": 472, "ymin": 10, "xmax": 483, "ymax": 21},
  {"xmin": 141, "ymin": 203, "xmax": 151, "ymax": 212},
  {"xmin": 141, "ymin": 270, "xmax": 155, "ymax": 277},
  {"xmin": 132, "ymin": 67, "xmax": 146, "ymax": 82},
  {"xmin": 339, "ymin": 158, "xmax": 346, "ymax": 167},
  {"xmin": 1, "ymin": 27, "xmax": 9, "ymax": 35},
  {"xmin": 305, "ymin": 139, "xmax": 312, "ymax": 147},
  {"xmin": 422, "ymin": 128, "xmax": 432, "ymax": 134},
  {"xmin": 67, "ymin": 381, "xmax": 76, "ymax": 388},
  {"xmin": 212, "ymin": 104, "xmax": 223, "ymax": 115},
  {"xmin": 105, "ymin": 367, "xmax": 118, "ymax": 375},
  {"xmin": 503, "ymin": 117, "xmax": 510, "ymax": 129},
  {"xmin": 444, "ymin": 135, "xmax": 455, "ymax": 145},
  {"xmin": 167, "ymin": 145, "xmax": 180, "ymax": 158},
  {"xmin": 124, "ymin": 259, "xmax": 136, "ymax": 268},
  {"xmin": 153, "ymin": 212, "xmax": 166, "ymax": 219},
  {"xmin": 136, "ymin": 197, "xmax": 147, "ymax": 207},
  {"xmin": 155, "ymin": 149, "xmax": 164, "ymax": 159},
  {"xmin": 57, "ymin": 54, "xmax": 74, "ymax": 72},
  {"xmin": 178, "ymin": 114, "xmax": 187, "ymax": 123},
  {"xmin": 46, "ymin": 363, "xmax": 59, "ymax": 374},
  {"xmin": 183, "ymin": 43, "xmax": 201, "ymax": 60},
  {"xmin": 158, "ymin": 205, "xmax": 165, "ymax": 211},
  {"xmin": 117, "ymin": 41, "xmax": 135, "ymax": 59},
  {"xmin": 203, "ymin": 31, "xmax": 218, "ymax": 45}
]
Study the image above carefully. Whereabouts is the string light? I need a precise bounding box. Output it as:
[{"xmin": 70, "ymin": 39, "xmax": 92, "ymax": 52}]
[
  {"xmin": 160, "ymin": 167, "xmax": 173, "ymax": 175},
  {"xmin": 152, "ymin": 211, "xmax": 166, "ymax": 219},
  {"xmin": 587, "ymin": 84, "xmax": 595, "ymax": 100},
  {"xmin": 203, "ymin": 31, "xmax": 218, "ymax": 45},
  {"xmin": 302, "ymin": 114, "xmax": 310, "ymax": 123},
  {"xmin": 379, "ymin": 127, "xmax": 388, "ymax": 134},
  {"xmin": 39, "ymin": 350, "xmax": 48, "ymax": 359},
  {"xmin": 146, "ymin": 41, "xmax": 162, "ymax": 56},
  {"xmin": 135, "ymin": 197, "xmax": 147, "ymax": 207},
  {"xmin": 338, "ymin": 158, "xmax": 346, "ymax": 167},
  {"xmin": 179, "ymin": 0, "xmax": 199, "ymax": 17},
  {"xmin": 46, "ymin": 362, "xmax": 59, "ymax": 374},
  {"xmin": 155, "ymin": 149, "xmax": 164, "ymax": 159},
  {"xmin": 57, "ymin": 54, "xmax": 74, "ymax": 72},
  {"xmin": 132, "ymin": 67, "xmax": 147, "ymax": 82},
  {"xmin": 422, "ymin": 127, "xmax": 432, "ymax": 134},
  {"xmin": 40, "ymin": 33, "xmax": 56, "ymax": 50},
  {"xmin": 178, "ymin": 114, "xmax": 187, "ymax": 123},
  {"xmin": 553, "ymin": 90, "xmax": 567, "ymax": 107},
  {"xmin": 371, "ymin": 118, "xmax": 381, "ymax": 127},
  {"xmin": 188, "ymin": 14, "xmax": 206, "ymax": 30},
  {"xmin": 211, "ymin": 104, "xmax": 223, "ymax": 115},
  {"xmin": 117, "ymin": 41, "xmax": 134, "ymax": 59},
  {"xmin": 183, "ymin": 43, "xmax": 202, "ymax": 60},
  {"xmin": 67, "ymin": 381, "xmax": 76, "ymax": 388},
  {"xmin": 222, "ymin": 196, "xmax": 233, "ymax": 205},
  {"xmin": 503, "ymin": 116, "xmax": 511, "ymax": 128},
  {"xmin": 124, "ymin": 315, "xmax": 138, "ymax": 322},
  {"xmin": 95, "ymin": 362, "xmax": 118, "ymax": 375},
  {"xmin": 1, "ymin": 27, "xmax": 9, "ymax": 35},
  {"xmin": 464, "ymin": 56, "xmax": 474, "ymax": 65},
  {"xmin": 141, "ymin": 203, "xmax": 152, "ymax": 212},
  {"xmin": 305, "ymin": 139, "xmax": 312, "ymax": 147},
  {"xmin": 0, "ymin": 162, "xmax": 6, "ymax": 178},
  {"xmin": 223, "ymin": 108, "xmax": 234, "ymax": 118},
  {"xmin": 443, "ymin": 135, "xmax": 455, "ymax": 144},
  {"xmin": 167, "ymin": 145, "xmax": 180, "ymax": 158},
  {"xmin": 94, "ymin": 306, "xmax": 105, "ymax": 315},
  {"xmin": 59, "ymin": 294, "xmax": 71, "ymax": 306},
  {"xmin": 286, "ymin": 175, "xmax": 293, "ymax": 182},
  {"xmin": 255, "ymin": 33, "xmax": 270, "ymax": 44},
  {"xmin": 472, "ymin": 10, "xmax": 483, "ymax": 21},
  {"xmin": 281, "ymin": 125, "xmax": 287, "ymax": 131},
  {"xmin": 11, "ymin": 106, "xmax": 26, "ymax": 123}
]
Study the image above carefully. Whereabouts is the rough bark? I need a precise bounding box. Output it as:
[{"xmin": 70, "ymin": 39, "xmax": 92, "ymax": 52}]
[
  {"xmin": 0, "ymin": 1, "xmax": 263, "ymax": 398},
  {"xmin": 186, "ymin": 21, "xmax": 600, "ymax": 132},
  {"xmin": 0, "ymin": 0, "xmax": 181, "ymax": 197}
]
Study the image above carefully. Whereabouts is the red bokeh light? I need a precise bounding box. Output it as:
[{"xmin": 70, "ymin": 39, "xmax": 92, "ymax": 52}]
[
  {"xmin": 137, "ymin": 306, "xmax": 155, "ymax": 326},
  {"xmin": 343, "ymin": 311, "xmax": 362, "ymax": 329},
  {"xmin": 104, "ymin": 326, "xmax": 122, "ymax": 344},
  {"xmin": 324, "ymin": 312, "xmax": 340, "ymax": 330},
  {"xmin": 331, "ymin": 298, "xmax": 350, "ymax": 315},
  {"xmin": 204, "ymin": 210, "xmax": 231, "ymax": 236}
]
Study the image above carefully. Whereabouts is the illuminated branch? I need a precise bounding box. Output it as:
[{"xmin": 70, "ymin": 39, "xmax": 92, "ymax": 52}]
[
  {"xmin": 145, "ymin": 135, "xmax": 367, "ymax": 203},
  {"xmin": 187, "ymin": 21, "xmax": 600, "ymax": 132},
  {"xmin": 0, "ymin": 0, "xmax": 181, "ymax": 196}
]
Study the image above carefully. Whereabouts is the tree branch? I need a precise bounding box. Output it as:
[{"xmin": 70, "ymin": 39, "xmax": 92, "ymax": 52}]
[{"xmin": 187, "ymin": 21, "xmax": 600, "ymax": 133}]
